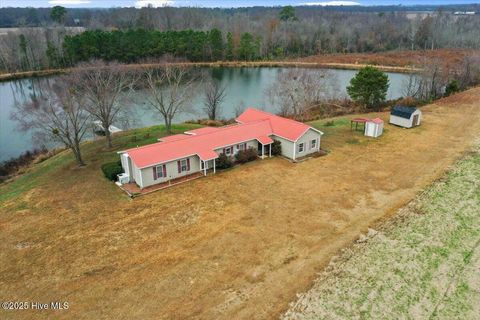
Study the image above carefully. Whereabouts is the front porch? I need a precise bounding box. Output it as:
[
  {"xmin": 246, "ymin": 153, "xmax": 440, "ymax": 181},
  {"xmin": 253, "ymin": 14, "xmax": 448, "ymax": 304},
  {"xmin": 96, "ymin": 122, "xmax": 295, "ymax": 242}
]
[{"xmin": 257, "ymin": 139, "xmax": 273, "ymax": 159}]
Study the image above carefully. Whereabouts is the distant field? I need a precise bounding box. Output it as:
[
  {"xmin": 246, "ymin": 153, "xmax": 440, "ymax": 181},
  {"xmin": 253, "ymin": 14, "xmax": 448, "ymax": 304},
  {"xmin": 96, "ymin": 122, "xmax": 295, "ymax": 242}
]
[
  {"xmin": 294, "ymin": 48, "xmax": 480, "ymax": 70},
  {"xmin": 283, "ymin": 145, "xmax": 480, "ymax": 319}
]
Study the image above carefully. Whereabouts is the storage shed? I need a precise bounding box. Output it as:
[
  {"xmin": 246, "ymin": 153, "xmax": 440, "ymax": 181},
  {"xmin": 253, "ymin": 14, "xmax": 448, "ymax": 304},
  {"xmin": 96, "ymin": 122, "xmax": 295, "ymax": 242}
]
[
  {"xmin": 364, "ymin": 118, "xmax": 384, "ymax": 138},
  {"xmin": 389, "ymin": 106, "xmax": 422, "ymax": 128}
]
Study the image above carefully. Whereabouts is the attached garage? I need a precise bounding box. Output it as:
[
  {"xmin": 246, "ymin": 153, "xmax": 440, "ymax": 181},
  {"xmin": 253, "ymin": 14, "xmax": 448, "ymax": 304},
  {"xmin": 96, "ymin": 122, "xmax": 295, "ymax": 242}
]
[{"xmin": 389, "ymin": 106, "xmax": 422, "ymax": 128}]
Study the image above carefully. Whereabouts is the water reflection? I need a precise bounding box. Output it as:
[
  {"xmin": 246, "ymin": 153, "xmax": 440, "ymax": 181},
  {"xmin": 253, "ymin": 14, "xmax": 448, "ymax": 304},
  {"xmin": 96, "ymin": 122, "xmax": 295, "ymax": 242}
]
[{"xmin": 1, "ymin": 67, "xmax": 415, "ymax": 162}]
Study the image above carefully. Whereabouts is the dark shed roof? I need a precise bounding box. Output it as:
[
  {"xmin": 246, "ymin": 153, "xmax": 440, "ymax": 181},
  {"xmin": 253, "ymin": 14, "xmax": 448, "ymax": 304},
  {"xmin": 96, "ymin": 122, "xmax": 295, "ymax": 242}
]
[{"xmin": 391, "ymin": 105, "xmax": 417, "ymax": 119}]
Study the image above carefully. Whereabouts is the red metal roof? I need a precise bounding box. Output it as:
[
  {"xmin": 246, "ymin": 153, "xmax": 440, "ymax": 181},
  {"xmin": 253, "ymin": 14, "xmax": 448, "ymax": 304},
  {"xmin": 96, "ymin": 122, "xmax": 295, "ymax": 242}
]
[
  {"xmin": 369, "ymin": 118, "xmax": 384, "ymax": 124},
  {"xmin": 256, "ymin": 135, "xmax": 274, "ymax": 145},
  {"xmin": 196, "ymin": 150, "xmax": 219, "ymax": 161},
  {"xmin": 236, "ymin": 108, "xmax": 316, "ymax": 141},
  {"xmin": 159, "ymin": 134, "xmax": 191, "ymax": 142},
  {"xmin": 184, "ymin": 127, "xmax": 221, "ymax": 135},
  {"xmin": 125, "ymin": 108, "xmax": 320, "ymax": 168}
]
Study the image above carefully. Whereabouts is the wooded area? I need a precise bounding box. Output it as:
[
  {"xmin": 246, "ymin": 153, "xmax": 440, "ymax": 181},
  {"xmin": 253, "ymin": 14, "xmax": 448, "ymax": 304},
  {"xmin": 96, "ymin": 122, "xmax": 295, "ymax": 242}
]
[{"xmin": 1, "ymin": 5, "xmax": 480, "ymax": 72}]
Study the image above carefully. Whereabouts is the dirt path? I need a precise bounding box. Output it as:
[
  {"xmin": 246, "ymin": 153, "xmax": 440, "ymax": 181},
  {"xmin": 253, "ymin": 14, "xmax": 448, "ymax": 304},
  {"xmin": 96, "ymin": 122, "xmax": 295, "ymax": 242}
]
[{"xmin": 1, "ymin": 88, "xmax": 480, "ymax": 319}]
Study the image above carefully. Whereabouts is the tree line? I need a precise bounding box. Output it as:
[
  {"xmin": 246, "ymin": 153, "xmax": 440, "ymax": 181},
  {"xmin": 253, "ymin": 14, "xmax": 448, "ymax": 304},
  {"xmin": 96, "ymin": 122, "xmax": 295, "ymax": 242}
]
[
  {"xmin": 10, "ymin": 52, "xmax": 480, "ymax": 169},
  {"xmin": 2, "ymin": 5, "xmax": 480, "ymax": 72},
  {"xmin": 63, "ymin": 29, "xmax": 260, "ymax": 64}
]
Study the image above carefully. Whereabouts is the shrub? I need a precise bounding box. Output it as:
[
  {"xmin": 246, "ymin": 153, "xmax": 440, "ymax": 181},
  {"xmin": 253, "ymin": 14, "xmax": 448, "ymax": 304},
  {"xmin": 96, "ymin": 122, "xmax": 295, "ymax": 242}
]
[
  {"xmin": 235, "ymin": 147, "xmax": 258, "ymax": 163},
  {"xmin": 0, "ymin": 147, "xmax": 48, "ymax": 178},
  {"xmin": 445, "ymin": 79, "xmax": 460, "ymax": 96},
  {"xmin": 271, "ymin": 140, "xmax": 282, "ymax": 156},
  {"xmin": 101, "ymin": 161, "xmax": 123, "ymax": 181},
  {"xmin": 216, "ymin": 153, "xmax": 233, "ymax": 169}
]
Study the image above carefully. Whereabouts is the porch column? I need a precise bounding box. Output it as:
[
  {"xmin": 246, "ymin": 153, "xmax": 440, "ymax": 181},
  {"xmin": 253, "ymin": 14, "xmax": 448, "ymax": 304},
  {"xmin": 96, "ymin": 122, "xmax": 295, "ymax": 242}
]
[
  {"xmin": 269, "ymin": 144, "xmax": 271, "ymax": 157},
  {"xmin": 213, "ymin": 159, "xmax": 216, "ymax": 174},
  {"xmin": 203, "ymin": 160, "xmax": 207, "ymax": 176},
  {"xmin": 262, "ymin": 144, "xmax": 265, "ymax": 159}
]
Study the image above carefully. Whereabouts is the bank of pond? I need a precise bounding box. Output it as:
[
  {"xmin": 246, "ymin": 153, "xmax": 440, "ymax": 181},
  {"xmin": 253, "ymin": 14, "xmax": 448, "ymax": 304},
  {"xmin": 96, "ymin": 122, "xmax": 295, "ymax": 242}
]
[{"xmin": 0, "ymin": 67, "xmax": 415, "ymax": 162}]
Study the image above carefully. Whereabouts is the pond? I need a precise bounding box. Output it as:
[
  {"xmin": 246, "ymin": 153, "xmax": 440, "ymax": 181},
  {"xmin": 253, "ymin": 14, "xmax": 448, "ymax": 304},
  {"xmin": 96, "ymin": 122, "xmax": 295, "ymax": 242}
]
[{"xmin": 0, "ymin": 67, "xmax": 413, "ymax": 162}]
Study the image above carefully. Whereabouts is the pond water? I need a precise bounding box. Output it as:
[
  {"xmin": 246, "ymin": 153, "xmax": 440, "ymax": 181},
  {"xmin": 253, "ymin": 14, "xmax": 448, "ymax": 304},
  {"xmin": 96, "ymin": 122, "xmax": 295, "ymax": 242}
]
[{"xmin": 0, "ymin": 67, "xmax": 413, "ymax": 162}]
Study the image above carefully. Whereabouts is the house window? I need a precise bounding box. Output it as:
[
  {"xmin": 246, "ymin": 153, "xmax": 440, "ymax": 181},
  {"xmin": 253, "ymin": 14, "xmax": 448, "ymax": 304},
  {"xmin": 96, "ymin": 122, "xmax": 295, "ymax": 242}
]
[
  {"xmin": 154, "ymin": 164, "xmax": 167, "ymax": 180},
  {"xmin": 311, "ymin": 139, "xmax": 317, "ymax": 149},
  {"xmin": 156, "ymin": 165, "xmax": 166, "ymax": 178},
  {"xmin": 225, "ymin": 147, "xmax": 233, "ymax": 156},
  {"xmin": 298, "ymin": 143, "xmax": 304, "ymax": 153},
  {"xmin": 180, "ymin": 159, "xmax": 188, "ymax": 172},
  {"xmin": 238, "ymin": 143, "xmax": 246, "ymax": 151}
]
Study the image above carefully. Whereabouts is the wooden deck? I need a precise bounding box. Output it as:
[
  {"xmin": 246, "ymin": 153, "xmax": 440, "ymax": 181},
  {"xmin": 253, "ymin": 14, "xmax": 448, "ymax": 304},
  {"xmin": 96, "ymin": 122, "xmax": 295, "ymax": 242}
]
[{"xmin": 120, "ymin": 172, "xmax": 204, "ymax": 197}]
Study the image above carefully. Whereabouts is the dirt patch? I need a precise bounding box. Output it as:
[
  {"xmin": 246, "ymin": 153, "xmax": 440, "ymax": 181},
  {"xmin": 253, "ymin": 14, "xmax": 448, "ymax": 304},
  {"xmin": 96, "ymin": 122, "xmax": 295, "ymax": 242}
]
[{"xmin": 1, "ymin": 88, "xmax": 480, "ymax": 319}]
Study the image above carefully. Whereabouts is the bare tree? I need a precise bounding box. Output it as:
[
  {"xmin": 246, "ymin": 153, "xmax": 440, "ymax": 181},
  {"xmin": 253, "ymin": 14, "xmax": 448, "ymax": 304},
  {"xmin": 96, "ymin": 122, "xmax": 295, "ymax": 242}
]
[
  {"xmin": 402, "ymin": 73, "xmax": 422, "ymax": 98},
  {"xmin": 11, "ymin": 76, "xmax": 90, "ymax": 166},
  {"xmin": 203, "ymin": 79, "xmax": 226, "ymax": 120},
  {"xmin": 143, "ymin": 65, "xmax": 197, "ymax": 133},
  {"xmin": 76, "ymin": 60, "xmax": 137, "ymax": 148},
  {"xmin": 234, "ymin": 100, "xmax": 246, "ymax": 118},
  {"xmin": 266, "ymin": 68, "xmax": 337, "ymax": 119}
]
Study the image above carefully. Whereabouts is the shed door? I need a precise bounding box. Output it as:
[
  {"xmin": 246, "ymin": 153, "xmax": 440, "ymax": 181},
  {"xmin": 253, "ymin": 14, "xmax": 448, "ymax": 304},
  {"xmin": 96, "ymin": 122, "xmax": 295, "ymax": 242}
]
[{"xmin": 412, "ymin": 114, "xmax": 419, "ymax": 126}]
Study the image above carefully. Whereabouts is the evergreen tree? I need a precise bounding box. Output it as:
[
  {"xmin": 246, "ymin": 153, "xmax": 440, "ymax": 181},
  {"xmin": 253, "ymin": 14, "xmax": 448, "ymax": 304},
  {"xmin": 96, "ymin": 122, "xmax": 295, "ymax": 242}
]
[
  {"xmin": 238, "ymin": 32, "xmax": 257, "ymax": 61},
  {"xmin": 209, "ymin": 28, "xmax": 224, "ymax": 61},
  {"xmin": 279, "ymin": 6, "xmax": 297, "ymax": 21},
  {"xmin": 50, "ymin": 6, "xmax": 66, "ymax": 24},
  {"xmin": 347, "ymin": 66, "xmax": 389, "ymax": 110},
  {"xmin": 226, "ymin": 32, "xmax": 234, "ymax": 61}
]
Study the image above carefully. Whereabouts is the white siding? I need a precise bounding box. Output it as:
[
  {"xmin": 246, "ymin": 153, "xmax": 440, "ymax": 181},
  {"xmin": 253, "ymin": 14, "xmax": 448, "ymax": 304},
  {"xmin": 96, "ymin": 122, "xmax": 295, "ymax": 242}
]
[
  {"xmin": 271, "ymin": 135, "xmax": 295, "ymax": 159},
  {"xmin": 365, "ymin": 122, "xmax": 383, "ymax": 137},
  {"xmin": 389, "ymin": 115, "xmax": 412, "ymax": 128},
  {"xmin": 295, "ymin": 129, "xmax": 322, "ymax": 159},
  {"xmin": 131, "ymin": 160, "xmax": 143, "ymax": 187},
  {"xmin": 213, "ymin": 139, "xmax": 257, "ymax": 156},
  {"xmin": 139, "ymin": 155, "xmax": 201, "ymax": 188},
  {"xmin": 389, "ymin": 110, "xmax": 422, "ymax": 128}
]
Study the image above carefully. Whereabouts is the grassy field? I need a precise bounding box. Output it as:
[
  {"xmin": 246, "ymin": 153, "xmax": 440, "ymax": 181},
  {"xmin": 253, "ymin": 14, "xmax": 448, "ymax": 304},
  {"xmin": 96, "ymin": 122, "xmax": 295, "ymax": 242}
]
[
  {"xmin": 283, "ymin": 145, "xmax": 480, "ymax": 319},
  {"xmin": 0, "ymin": 123, "xmax": 202, "ymax": 203},
  {"xmin": 1, "ymin": 88, "xmax": 480, "ymax": 319}
]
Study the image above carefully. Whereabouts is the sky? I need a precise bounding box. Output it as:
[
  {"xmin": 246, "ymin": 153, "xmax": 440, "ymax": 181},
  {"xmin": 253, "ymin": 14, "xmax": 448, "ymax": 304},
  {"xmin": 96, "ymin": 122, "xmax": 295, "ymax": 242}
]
[{"xmin": 1, "ymin": 0, "xmax": 479, "ymax": 8}]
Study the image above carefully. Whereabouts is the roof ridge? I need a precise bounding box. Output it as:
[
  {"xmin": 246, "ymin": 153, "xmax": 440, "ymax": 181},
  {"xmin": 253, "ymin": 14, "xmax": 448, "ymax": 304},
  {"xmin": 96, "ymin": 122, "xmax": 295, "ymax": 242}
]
[
  {"xmin": 244, "ymin": 107, "xmax": 310, "ymax": 128},
  {"xmin": 124, "ymin": 120, "xmax": 272, "ymax": 153}
]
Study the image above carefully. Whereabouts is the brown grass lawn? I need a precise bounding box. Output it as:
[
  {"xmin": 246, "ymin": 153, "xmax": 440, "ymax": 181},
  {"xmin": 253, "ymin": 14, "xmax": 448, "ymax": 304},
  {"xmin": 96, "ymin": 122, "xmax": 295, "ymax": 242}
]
[{"xmin": 1, "ymin": 88, "xmax": 480, "ymax": 319}]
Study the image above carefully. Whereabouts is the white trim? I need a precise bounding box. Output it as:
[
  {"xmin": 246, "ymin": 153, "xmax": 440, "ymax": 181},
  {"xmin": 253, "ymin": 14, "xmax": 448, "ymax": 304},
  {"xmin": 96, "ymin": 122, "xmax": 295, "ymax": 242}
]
[
  {"xmin": 298, "ymin": 142, "xmax": 305, "ymax": 153},
  {"xmin": 155, "ymin": 164, "xmax": 166, "ymax": 179},
  {"xmin": 294, "ymin": 127, "xmax": 324, "ymax": 143},
  {"xmin": 199, "ymin": 156, "xmax": 218, "ymax": 161},
  {"xmin": 138, "ymin": 166, "xmax": 144, "ymax": 188},
  {"xmin": 256, "ymin": 138, "xmax": 274, "ymax": 145},
  {"xmin": 270, "ymin": 133, "xmax": 295, "ymax": 143}
]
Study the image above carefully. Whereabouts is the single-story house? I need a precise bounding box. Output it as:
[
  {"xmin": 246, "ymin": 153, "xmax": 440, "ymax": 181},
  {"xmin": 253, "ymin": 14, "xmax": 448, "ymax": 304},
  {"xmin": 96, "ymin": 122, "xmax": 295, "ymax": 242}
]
[
  {"xmin": 389, "ymin": 105, "xmax": 422, "ymax": 128},
  {"xmin": 364, "ymin": 118, "xmax": 384, "ymax": 138},
  {"xmin": 118, "ymin": 108, "xmax": 323, "ymax": 189}
]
